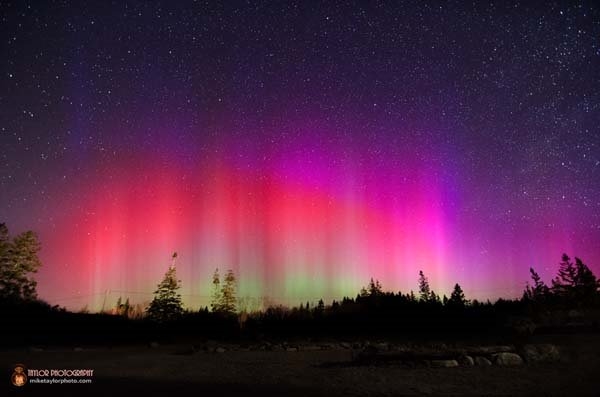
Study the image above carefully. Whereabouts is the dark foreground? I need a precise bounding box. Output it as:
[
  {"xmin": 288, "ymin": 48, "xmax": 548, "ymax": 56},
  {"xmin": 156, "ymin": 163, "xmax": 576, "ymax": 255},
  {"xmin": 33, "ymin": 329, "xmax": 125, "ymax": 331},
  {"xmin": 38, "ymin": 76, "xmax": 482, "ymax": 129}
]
[{"xmin": 2, "ymin": 332, "xmax": 599, "ymax": 397}]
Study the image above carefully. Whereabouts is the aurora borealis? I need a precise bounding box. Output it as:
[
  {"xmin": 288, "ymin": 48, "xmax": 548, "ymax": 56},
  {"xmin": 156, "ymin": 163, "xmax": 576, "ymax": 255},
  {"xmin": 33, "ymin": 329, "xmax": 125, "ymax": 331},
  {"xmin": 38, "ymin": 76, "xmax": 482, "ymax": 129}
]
[{"xmin": 1, "ymin": 1, "xmax": 599, "ymax": 311}]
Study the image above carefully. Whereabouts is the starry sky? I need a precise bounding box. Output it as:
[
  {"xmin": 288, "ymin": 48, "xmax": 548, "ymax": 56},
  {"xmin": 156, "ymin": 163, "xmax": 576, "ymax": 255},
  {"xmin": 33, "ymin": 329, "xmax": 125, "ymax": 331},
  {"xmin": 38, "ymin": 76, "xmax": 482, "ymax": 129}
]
[{"xmin": 1, "ymin": 1, "xmax": 599, "ymax": 311}]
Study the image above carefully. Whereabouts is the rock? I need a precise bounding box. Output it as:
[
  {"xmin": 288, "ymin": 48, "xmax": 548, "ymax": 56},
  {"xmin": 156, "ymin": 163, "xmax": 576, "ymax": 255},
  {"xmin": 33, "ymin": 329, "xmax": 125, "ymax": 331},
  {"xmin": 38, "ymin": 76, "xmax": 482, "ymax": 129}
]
[
  {"xmin": 301, "ymin": 345, "xmax": 321, "ymax": 351},
  {"xmin": 430, "ymin": 359, "xmax": 459, "ymax": 368},
  {"xmin": 471, "ymin": 345, "xmax": 514, "ymax": 354},
  {"xmin": 174, "ymin": 345, "xmax": 196, "ymax": 355},
  {"xmin": 286, "ymin": 347, "xmax": 298, "ymax": 352},
  {"xmin": 206, "ymin": 340, "xmax": 219, "ymax": 349},
  {"xmin": 269, "ymin": 344, "xmax": 284, "ymax": 351},
  {"xmin": 28, "ymin": 346, "xmax": 44, "ymax": 352},
  {"xmin": 493, "ymin": 352, "xmax": 523, "ymax": 366},
  {"xmin": 375, "ymin": 343, "xmax": 390, "ymax": 352},
  {"xmin": 521, "ymin": 344, "xmax": 559, "ymax": 363},
  {"xmin": 457, "ymin": 355, "xmax": 474, "ymax": 366},
  {"xmin": 73, "ymin": 347, "xmax": 84, "ymax": 352},
  {"xmin": 215, "ymin": 347, "xmax": 226, "ymax": 353},
  {"xmin": 474, "ymin": 356, "xmax": 492, "ymax": 366},
  {"xmin": 148, "ymin": 342, "xmax": 160, "ymax": 349},
  {"xmin": 339, "ymin": 342, "xmax": 351, "ymax": 349}
]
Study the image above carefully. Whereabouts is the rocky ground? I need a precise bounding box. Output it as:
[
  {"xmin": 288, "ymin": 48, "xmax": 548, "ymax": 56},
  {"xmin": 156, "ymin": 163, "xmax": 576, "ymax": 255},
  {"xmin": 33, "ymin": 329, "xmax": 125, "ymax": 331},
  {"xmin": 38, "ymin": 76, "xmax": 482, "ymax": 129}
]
[{"xmin": 2, "ymin": 332, "xmax": 599, "ymax": 396}]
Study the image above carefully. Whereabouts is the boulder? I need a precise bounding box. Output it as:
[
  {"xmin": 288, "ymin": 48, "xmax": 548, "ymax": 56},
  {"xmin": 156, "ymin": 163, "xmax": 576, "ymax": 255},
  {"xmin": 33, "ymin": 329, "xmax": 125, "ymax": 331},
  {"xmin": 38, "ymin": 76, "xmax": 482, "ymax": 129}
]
[
  {"xmin": 457, "ymin": 355, "xmax": 474, "ymax": 367},
  {"xmin": 339, "ymin": 342, "xmax": 351, "ymax": 349},
  {"xmin": 286, "ymin": 347, "xmax": 298, "ymax": 352},
  {"xmin": 269, "ymin": 344, "xmax": 284, "ymax": 351},
  {"xmin": 493, "ymin": 352, "xmax": 523, "ymax": 366},
  {"xmin": 29, "ymin": 346, "xmax": 44, "ymax": 352},
  {"xmin": 301, "ymin": 345, "xmax": 321, "ymax": 351},
  {"xmin": 320, "ymin": 343, "xmax": 336, "ymax": 350},
  {"xmin": 148, "ymin": 342, "xmax": 160, "ymax": 349},
  {"xmin": 430, "ymin": 359, "xmax": 459, "ymax": 368},
  {"xmin": 521, "ymin": 344, "xmax": 559, "ymax": 363},
  {"xmin": 471, "ymin": 345, "xmax": 514, "ymax": 354},
  {"xmin": 215, "ymin": 347, "xmax": 226, "ymax": 353},
  {"xmin": 173, "ymin": 345, "xmax": 196, "ymax": 355},
  {"xmin": 474, "ymin": 356, "xmax": 492, "ymax": 366},
  {"xmin": 375, "ymin": 342, "xmax": 390, "ymax": 352}
]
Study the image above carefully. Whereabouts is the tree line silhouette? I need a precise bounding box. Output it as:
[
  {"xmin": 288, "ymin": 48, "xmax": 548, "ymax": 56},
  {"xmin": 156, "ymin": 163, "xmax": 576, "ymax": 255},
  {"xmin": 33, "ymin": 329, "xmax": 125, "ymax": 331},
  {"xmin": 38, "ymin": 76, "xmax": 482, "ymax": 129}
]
[{"xmin": 1, "ymin": 221, "xmax": 599, "ymax": 345}]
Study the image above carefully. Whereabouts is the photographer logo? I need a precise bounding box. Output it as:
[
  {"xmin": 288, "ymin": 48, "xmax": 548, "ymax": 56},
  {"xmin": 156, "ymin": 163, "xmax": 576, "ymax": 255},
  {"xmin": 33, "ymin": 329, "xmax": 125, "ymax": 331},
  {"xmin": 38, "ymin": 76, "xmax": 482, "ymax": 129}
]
[{"xmin": 11, "ymin": 364, "xmax": 27, "ymax": 387}]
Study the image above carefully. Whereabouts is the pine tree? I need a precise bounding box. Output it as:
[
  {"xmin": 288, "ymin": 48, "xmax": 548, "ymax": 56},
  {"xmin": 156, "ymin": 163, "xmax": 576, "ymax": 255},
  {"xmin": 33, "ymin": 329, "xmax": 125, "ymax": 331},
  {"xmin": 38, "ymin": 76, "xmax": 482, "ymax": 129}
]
[
  {"xmin": 359, "ymin": 286, "xmax": 369, "ymax": 298},
  {"xmin": 429, "ymin": 290, "xmax": 441, "ymax": 304},
  {"xmin": 524, "ymin": 267, "xmax": 549, "ymax": 302},
  {"xmin": 448, "ymin": 283, "xmax": 468, "ymax": 308},
  {"xmin": 548, "ymin": 254, "xmax": 599, "ymax": 306},
  {"xmin": 115, "ymin": 297, "xmax": 132, "ymax": 317},
  {"xmin": 219, "ymin": 269, "xmax": 237, "ymax": 314},
  {"xmin": 210, "ymin": 268, "xmax": 221, "ymax": 312},
  {"xmin": 573, "ymin": 258, "xmax": 599, "ymax": 305},
  {"xmin": 551, "ymin": 254, "xmax": 577, "ymax": 298},
  {"xmin": 418, "ymin": 270, "xmax": 430, "ymax": 302},
  {"xmin": 368, "ymin": 278, "xmax": 383, "ymax": 296},
  {"xmin": 315, "ymin": 298, "xmax": 325, "ymax": 314},
  {"xmin": 146, "ymin": 258, "xmax": 183, "ymax": 322},
  {"xmin": 409, "ymin": 290, "xmax": 416, "ymax": 302},
  {"xmin": 0, "ymin": 223, "xmax": 42, "ymax": 301}
]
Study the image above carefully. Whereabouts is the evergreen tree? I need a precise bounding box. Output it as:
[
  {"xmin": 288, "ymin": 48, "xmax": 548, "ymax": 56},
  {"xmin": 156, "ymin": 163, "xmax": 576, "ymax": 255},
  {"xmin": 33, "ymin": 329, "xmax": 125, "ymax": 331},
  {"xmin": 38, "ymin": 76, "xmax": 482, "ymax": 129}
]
[
  {"xmin": 418, "ymin": 270, "xmax": 430, "ymax": 302},
  {"xmin": 551, "ymin": 254, "xmax": 577, "ymax": 298},
  {"xmin": 551, "ymin": 254, "xmax": 598, "ymax": 305},
  {"xmin": 359, "ymin": 286, "xmax": 369, "ymax": 298},
  {"xmin": 115, "ymin": 297, "xmax": 132, "ymax": 317},
  {"xmin": 524, "ymin": 267, "xmax": 549, "ymax": 302},
  {"xmin": 0, "ymin": 223, "xmax": 42, "ymax": 300},
  {"xmin": 368, "ymin": 278, "xmax": 383, "ymax": 296},
  {"xmin": 573, "ymin": 257, "xmax": 599, "ymax": 305},
  {"xmin": 210, "ymin": 268, "xmax": 221, "ymax": 312},
  {"xmin": 146, "ymin": 258, "xmax": 183, "ymax": 322},
  {"xmin": 219, "ymin": 269, "xmax": 237, "ymax": 314},
  {"xmin": 315, "ymin": 298, "xmax": 325, "ymax": 314},
  {"xmin": 429, "ymin": 290, "xmax": 441, "ymax": 304},
  {"xmin": 448, "ymin": 283, "xmax": 468, "ymax": 308},
  {"xmin": 409, "ymin": 290, "xmax": 416, "ymax": 302}
]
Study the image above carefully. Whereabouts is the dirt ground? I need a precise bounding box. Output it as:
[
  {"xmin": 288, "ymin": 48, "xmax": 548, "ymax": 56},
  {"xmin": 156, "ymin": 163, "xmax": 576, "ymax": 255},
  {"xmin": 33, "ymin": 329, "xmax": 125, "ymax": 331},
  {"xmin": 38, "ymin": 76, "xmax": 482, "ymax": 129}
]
[{"xmin": 2, "ymin": 333, "xmax": 599, "ymax": 396}]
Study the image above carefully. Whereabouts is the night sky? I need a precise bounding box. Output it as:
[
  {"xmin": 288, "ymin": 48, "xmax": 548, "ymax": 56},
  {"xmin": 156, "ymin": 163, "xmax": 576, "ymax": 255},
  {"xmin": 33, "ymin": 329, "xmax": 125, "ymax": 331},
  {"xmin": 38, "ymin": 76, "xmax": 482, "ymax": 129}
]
[{"xmin": 1, "ymin": 1, "xmax": 599, "ymax": 310}]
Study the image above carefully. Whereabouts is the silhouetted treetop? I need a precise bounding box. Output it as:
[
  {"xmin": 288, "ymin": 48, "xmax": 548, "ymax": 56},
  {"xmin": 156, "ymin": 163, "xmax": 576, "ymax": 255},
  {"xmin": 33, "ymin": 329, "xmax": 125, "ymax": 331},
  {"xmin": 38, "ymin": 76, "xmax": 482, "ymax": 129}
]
[
  {"xmin": 418, "ymin": 271, "xmax": 431, "ymax": 302},
  {"xmin": 146, "ymin": 260, "xmax": 183, "ymax": 322}
]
